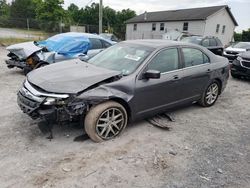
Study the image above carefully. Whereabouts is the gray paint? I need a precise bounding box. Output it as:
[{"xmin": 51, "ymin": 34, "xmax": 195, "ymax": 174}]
[
  {"xmin": 27, "ymin": 59, "xmax": 122, "ymax": 94},
  {"xmin": 20, "ymin": 40, "xmax": 229, "ymax": 122}
]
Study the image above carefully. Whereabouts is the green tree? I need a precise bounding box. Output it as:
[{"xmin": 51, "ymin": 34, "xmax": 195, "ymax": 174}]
[
  {"xmin": 234, "ymin": 32, "xmax": 242, "ymax": 42},
  {"xmin": 36, "ymin": 0, "xmax": 65, "ymax": 31},
  {"xmin": 242, "ymin": 28, "xmax": 250, "ymax": 42},
  {"xmin": 67, "ymin": 3, "xmax": 80, "ymax": 24},
  {"xmin": 72, "ymin": 3, "xmax": 136, "ymax": 38},
  {"xmin": 114, "ymin": 9, "xmax": 136, "ymax": 39},
  {"xmin": 0, "ymin": 0, "xmax": 10, "ymax": 18},
  {"xmin": 10, "ymin": 0, "xmax": 37, "ymax": 19}
]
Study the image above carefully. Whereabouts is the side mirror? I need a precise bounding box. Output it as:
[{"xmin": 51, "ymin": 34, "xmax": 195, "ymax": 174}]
[
  {"xmin": 144, "ymin": 70, "xmax": 161, "ymax": 79},
  {"xmin": 79, "ymin": 54, "xmax": 89, "ymax": 62}
]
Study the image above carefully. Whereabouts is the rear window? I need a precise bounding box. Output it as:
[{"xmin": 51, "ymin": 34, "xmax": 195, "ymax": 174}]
[
  {"xmin": 89, "ymin": 38, "xmax": 103, "ymax": 49},
  {"xmin": 181, "ymin": 37, "xmax": 202, "ymax": 45},
  {"xmin": 182, "ymin": 48, "xmax": 210, "ymax": 67}
]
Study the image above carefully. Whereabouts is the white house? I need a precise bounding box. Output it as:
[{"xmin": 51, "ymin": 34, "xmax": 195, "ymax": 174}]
[{"xmin": 125, "ymin": 5, "xmax": 238, "ymax": 45}]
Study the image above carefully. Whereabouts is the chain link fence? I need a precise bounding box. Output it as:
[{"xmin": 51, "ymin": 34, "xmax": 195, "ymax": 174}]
[{"xmin": 0, "ymin": 17, "xmax": 107, "ymax": 37}]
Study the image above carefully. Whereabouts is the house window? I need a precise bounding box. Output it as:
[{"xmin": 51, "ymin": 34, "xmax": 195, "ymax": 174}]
[
  {"xmin": 183, "ymin": 22, "xmax": 188, "ymax": 31},
  {"xmin": 216, "ymin": 24, "xmax": 220, "ymax": 33},
  {"xmin": 160, "ymin": 23, "xmax": 164, "ymax": 31},
  {"xmin": 133, "ymin": 24, "xmax": 137, "ymax": 31},
  {"xmin": 222, "ymin": 25, "xmax": 226, "ymax": 34},
  {"xmin": 152, "ymin": 23, "xmax": 156, "ymax": 31}
]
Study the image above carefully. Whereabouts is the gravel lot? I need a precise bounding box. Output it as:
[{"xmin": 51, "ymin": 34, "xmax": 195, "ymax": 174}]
[{"xmin": 0, "ymin": 47, "xmax": 249, "ymax": 188}]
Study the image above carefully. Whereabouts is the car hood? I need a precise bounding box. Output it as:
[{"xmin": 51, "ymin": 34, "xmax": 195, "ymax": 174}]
[
  {"xmin": 240, "ymin": 51, "xmax": 250, "ymax": 59},
  {"xmin": 6, "ymin": 41, "xmax": 42, "ymax": 59},
  {"xmin": 225, "ymin": 46, "xmax": 246, "ymax": 53},
  {"xmin": 27, "ymin": 59, "xmax": 122, "ymax": 94}
]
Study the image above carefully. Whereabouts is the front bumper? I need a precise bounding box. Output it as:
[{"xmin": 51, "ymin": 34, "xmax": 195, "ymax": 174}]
[
  {"xmin": 231, "ymin": 59, "xmax": 250, "ymax": 77},
  {"xmin": 5, "ymin": 59, "xmax": 27, "ymax": 69},
  {"xmin": 17, "ymin": 81, "xmax": 87, "ymax": 122},
  {"xmin": 223, "ymin": 54, "xmax": 237, "ymax": 62}
]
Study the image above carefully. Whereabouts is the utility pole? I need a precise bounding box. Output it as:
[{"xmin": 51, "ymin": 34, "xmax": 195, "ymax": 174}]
[
  {"xmin": 26, "ymin": 18, "xmax": 30, "ymax": 39},
  {"xmin": 99, "ymin": 0, "xmax": 103, "ymax": 34}
]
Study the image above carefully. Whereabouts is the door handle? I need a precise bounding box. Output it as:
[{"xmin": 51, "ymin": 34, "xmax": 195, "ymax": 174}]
[
  {"xmin": 172, "ymin": 75, "xmax": 180, "ymax": 81},
  {"xmin": 206, "ymin": 69, "xmax": 211, "ymax": 73}
]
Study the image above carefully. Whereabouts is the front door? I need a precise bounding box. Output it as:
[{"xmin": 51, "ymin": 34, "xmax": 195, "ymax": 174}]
[{"xmin": 133, "ymin": 48, "xmax": 184, "ymax": 117}]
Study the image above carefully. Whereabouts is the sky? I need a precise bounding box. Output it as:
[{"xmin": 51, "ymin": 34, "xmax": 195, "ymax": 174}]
[{"xmin": 62, "ymin": 0, "xmax": 250, "ymax": 32}]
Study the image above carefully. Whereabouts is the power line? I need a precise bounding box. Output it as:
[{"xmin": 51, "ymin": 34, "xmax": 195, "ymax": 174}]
[{"xmin": 85, "ymin": 0, "xmax": 95, "ymax": 7}]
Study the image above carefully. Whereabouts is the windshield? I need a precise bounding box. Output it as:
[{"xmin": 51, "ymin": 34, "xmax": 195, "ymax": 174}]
[
  {"xmin": 88, "ymin": 43, "xmax": 154, "ymax": 75},
  {"xmin": 233, "ymin": 42, "xmax": 250, "ymax": 49},
  {"xmin": 181, "ymin": 37, "xmax": 202, "ymax": 44}
]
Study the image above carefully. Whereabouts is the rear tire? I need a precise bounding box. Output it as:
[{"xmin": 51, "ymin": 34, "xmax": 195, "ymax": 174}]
[
  {"xmin": 84, "ymin": 101, "xmax": 128, "ymax": 142},
  {"xmin": 199, "ymin": 81, "xmax": 220, "ymax": 107}
]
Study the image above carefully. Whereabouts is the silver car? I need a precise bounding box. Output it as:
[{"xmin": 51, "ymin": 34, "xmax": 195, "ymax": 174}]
[{"xmin": 5, "ymin": 32, "xmax": 115, "ymax": 74}]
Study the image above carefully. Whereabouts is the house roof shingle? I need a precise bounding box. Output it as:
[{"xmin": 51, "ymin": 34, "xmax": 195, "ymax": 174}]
[{"xmin": 126, "ymin": 5, "xmax": 238, "ymax": 26}]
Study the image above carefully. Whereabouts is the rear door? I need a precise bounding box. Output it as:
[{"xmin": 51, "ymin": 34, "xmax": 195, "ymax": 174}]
[{"xmin": 179, "ymin": 47, "xmax": 212, "ymax": 100}]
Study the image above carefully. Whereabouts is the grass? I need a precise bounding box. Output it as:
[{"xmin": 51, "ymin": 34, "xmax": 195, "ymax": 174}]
[
  {"xmin": 0, "ymin": 38, "xmax": 35, "ymax": 46},
  {"xmin": 0, "ymin": 27, "xmax": 52, "ymax": 46},
  {"xmin": 7, "ymin": 27, "xmax": 50, "ymax": 36}
]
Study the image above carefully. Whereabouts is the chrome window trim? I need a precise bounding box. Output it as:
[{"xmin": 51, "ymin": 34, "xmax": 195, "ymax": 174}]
[
  {"xmin": 24, "ymin": 80, "xmax": 69, "ymax": 98},
  {"xmin": 161, "ymin": 62, "xmax": 210, "ymax": 75}
]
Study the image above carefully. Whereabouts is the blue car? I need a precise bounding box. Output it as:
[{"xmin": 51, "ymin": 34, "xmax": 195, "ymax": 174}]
[{"xmin": 5, "ymin": 32, "xmax": 115, "ymax": 74}]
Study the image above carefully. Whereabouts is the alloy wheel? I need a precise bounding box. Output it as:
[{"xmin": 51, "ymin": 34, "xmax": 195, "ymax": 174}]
[
  {"xmin": 205, "ymin": 83, "xmax": 219, "ymax": 105},
  {"xmin": 96, "ymin": 108, "xmax": 125, "ymax": 139}
]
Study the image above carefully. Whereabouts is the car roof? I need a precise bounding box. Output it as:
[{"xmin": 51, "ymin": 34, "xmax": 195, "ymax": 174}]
[
  {"xmin": 121, "ymin": 39, "xmax": 200, "ymax": 48},
  {"xmin": 57, "ymin": 32, "xmax": 101, "ymax": 38},
  {"xmin": 53, "ymin": 32, "xmax": 114, "ymax": 44}
]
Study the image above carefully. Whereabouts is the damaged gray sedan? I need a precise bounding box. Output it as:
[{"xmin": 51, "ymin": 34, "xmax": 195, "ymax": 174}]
[{"xmin": 17, "ymin": 40, "xmax": 229, "ymax": 142}]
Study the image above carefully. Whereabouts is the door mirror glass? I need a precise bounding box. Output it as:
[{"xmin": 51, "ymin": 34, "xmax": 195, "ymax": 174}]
[{"xmin": 144, "ymin": 70, "xmax": 161, "ymax": 79}]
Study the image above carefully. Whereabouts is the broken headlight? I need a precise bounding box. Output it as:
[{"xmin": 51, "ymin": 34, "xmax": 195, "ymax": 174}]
[{"xmin": 43, "ymin": 97, "xmax": 67, "ymax": 106}]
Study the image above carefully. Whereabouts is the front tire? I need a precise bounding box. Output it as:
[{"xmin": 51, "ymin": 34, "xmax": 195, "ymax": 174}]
[
  {"xmin": 199, "ymin": 81, "xmax": 220, "ymax": 107},
  {"xmin": 84, "ymin": 101, "xmax": 128, "ymax": 142}
]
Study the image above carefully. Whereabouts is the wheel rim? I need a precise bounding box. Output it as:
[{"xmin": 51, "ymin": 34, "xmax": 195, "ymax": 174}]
[
  {"xmin": 96, "ymin": 108, "xmax": 125, "ymax": 139},
  {"xmin": 205, "ymin": 83, "xmax": 219, "ymax": 105}
]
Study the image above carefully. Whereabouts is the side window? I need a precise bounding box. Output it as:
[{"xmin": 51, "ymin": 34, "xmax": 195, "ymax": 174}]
[
  {"xmin": 182, "ymin": 48, "xmax": 209, "ymax": 67},
  {"xmin": 160, "ymin": 23, "xmax": 164, "ymax": 31},
  {"xmin": 133, "ymin": 24, "xmax": 137, "ymax": 31},
  {"xmin": 203, "ymin": 54, "xmax": 210, "ymax": 64},
  {"xmin": 101, "ymin": 40, "xmax": 112, "ymax": 48},
  {"xmin": 89, "ymin": 38, "xmax": 103, "ymax": 49},
  {"xmin": 148, "ymin": 48, "xmax": 179, "ymax": 73},
  {"xmin": 201, "ymin": 39, "xmax": 209, "ymax": 47},
  {"xmin": 216, "ymin": 24, "xmax": 220, "ymax": 33},
  {"xmin": 209, "ymin": 39, "xmax": 217, "ymax": 46},
  {"xmin": 183, "ymin": 22, "xmax": 188, "ymax": 31},
  {"xmin": 152, "ymin": 23, "xmax": 156, "ymax": 31},
  {"xmin": 222, "ymin": 25, "xmax": 226, "ymax": 34}
]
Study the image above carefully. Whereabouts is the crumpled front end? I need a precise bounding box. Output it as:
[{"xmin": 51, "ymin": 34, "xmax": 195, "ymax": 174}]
[
  {"xmin": 5, "ymin": 41, "xmax": 43, "ymax": 71},
  {"xmin": 17, "ymin": 80, "xmax": 88, "ymax": 123}
]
